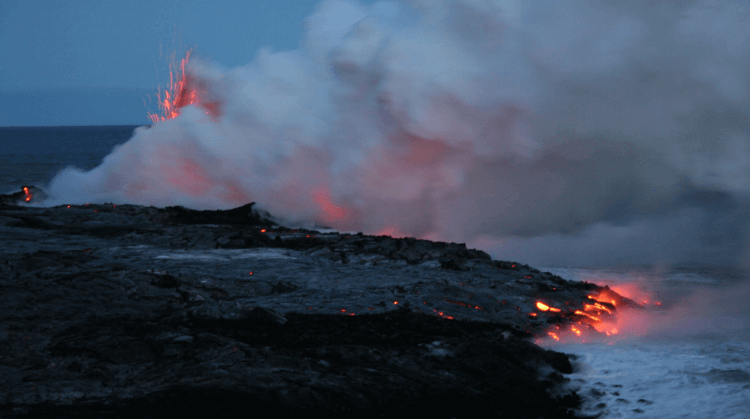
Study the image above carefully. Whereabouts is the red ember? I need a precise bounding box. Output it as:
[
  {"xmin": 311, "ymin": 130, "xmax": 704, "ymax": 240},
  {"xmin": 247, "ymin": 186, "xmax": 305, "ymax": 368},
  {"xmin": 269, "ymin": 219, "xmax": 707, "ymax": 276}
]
[{"xmin": 445, "ymin": 299, "xmax": 484, "ymax": 310}]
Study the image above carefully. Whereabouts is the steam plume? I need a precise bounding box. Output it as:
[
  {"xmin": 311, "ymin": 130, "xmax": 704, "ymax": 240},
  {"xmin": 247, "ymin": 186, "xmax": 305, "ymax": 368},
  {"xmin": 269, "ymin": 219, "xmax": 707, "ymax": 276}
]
[{"xmin": 47, "ymin": 0, "xmax": 750, "ymax": 268}]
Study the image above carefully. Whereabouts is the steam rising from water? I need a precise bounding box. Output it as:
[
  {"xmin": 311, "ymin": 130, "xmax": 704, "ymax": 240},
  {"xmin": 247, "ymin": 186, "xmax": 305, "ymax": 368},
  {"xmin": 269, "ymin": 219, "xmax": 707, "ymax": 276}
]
[{"xmin": 47, "ymin": 0, "xmax": 750, "ymax": 268}]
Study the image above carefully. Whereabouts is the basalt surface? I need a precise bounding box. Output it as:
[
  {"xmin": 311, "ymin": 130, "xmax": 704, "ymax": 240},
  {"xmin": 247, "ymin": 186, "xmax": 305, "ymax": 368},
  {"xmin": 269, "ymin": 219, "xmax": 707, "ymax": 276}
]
[{"xmin": 0, "ymin": 190, "xmax": 603, "ymax": 418}]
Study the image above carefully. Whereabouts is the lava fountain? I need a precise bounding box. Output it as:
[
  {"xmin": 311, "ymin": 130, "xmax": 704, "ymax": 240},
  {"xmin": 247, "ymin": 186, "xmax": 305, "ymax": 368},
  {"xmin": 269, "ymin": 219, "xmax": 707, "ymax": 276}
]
[{"xmin": 148, "ymin": 49, "xmax": 221, "ymax": 124}]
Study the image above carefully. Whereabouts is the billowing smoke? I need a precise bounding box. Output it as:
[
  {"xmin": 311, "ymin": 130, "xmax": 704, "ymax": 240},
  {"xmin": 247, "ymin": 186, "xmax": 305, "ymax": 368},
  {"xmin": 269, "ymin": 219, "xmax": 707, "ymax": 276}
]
[{"xmin": 47, "ymin": 0, "xmax": 750, "ymax": 268}]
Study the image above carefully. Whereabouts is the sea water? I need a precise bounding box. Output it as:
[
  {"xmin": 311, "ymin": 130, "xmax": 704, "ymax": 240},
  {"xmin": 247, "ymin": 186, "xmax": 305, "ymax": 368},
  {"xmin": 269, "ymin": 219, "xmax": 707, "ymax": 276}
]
[
  {"xmin": 2, "ymin": 126, "xmax": 749, "ymax": 418},
  {"xmin": 0, "ymin": 125, "xmax": 139, "ymax": 194}
]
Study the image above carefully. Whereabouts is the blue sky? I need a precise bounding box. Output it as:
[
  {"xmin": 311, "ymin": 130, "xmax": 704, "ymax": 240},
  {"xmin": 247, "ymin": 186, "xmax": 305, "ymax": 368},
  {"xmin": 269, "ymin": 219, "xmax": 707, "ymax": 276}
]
[{"xmin": 0, "ymin": 0, "xmax": 374, "ymax": 126}]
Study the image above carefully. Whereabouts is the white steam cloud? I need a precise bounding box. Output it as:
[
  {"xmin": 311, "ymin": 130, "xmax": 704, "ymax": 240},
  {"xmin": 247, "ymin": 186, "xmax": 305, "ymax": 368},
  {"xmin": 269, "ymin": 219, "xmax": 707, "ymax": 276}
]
[{"xmin": 47, "ymin": 0, "xmax": 750, "ymax": 268}]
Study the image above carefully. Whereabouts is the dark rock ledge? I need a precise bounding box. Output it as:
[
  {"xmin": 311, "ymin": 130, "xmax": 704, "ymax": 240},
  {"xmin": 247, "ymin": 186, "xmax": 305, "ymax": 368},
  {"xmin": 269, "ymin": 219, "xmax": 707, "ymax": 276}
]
[{"xmin": 0, "ymin": 190, "xmax": 602, "ymax": 418}]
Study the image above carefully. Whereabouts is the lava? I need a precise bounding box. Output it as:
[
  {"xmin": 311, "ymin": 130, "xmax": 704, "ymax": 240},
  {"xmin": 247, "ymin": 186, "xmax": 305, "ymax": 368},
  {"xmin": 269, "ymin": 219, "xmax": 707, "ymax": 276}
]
[
  {"xmin": 533, "ymin": 281, "xmax": 666, "ymax": 344},
  {"xmin": 574, "ymin": 310, "xmax": 601, "ymax": 322},
  {"xmin": 534, "ymin": 295, "xmax": 616, "ymax": 342},
  {"xmin": 22, "ymin": 187, "xmax": 32, "ymax": 202},
  {"xmin": 433, "ymin": 310, "xmax": 455, "ymax": 320},
  {"xmin": 535, "ymin": 302, "xmax": 561, "ymax": 312},
  {"xmin": 147, "ymin": 50, "xmax": 221, "ymax": 124},
  {"xmin": 446, "ymin": 299, "xmax": 484, "ymax": 310},
  {"xmin": 570, "ymin": 326, "xmax": 582, "ymax": 336},
  {"xmin": 148, "ymin": 50, "xmax": 197, "ymax": 123},
  {"xmin": 584, "ymin": 301, "xmax": 613, "ymax": 314}
]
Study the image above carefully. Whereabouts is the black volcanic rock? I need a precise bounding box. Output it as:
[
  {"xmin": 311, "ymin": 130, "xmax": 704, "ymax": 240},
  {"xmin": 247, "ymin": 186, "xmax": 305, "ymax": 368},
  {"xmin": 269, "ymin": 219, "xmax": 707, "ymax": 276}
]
[
  {"xmin": 0, "ymin": 190, "xmax": 604, "ymax": 418},
  {"xmin": 156, "ymin": 202, "xmax": 277, "ymax": 226}
]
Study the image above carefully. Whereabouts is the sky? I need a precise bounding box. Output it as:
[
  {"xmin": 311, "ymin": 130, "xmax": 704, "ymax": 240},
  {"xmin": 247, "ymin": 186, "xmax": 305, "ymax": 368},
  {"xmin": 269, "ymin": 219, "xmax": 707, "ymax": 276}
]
[{"xmin": 0, "ymin": 0, "xmax": 376, "ymax": 126}]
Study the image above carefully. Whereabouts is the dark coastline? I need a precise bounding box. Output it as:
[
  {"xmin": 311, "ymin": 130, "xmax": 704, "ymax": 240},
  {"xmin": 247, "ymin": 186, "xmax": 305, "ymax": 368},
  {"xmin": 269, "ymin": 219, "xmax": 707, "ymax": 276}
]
[{"xmin": 0, "ymin": 190, "xmax": 602, "ymax": 418}]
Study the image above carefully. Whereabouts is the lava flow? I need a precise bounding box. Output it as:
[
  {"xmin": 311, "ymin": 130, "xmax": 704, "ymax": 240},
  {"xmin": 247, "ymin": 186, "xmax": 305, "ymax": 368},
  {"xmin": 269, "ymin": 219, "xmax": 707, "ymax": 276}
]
[
  {"xmin": 22, "ymin": 186, "xmax": 32, "ymax": 202},
  {"xmin": 536, "ymin": 302, "xmax": 561, "ymax": 312},
  {"xmin": 533, "ymin": 284, "xmax": 662, "ymax": 344}
]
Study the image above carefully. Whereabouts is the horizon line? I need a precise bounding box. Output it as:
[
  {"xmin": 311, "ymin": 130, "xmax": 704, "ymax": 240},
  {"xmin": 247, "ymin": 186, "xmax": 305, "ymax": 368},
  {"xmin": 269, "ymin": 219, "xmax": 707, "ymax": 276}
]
[{"xmin": 0, "ymin": 124, "xmax": 149, "ymax": 128}]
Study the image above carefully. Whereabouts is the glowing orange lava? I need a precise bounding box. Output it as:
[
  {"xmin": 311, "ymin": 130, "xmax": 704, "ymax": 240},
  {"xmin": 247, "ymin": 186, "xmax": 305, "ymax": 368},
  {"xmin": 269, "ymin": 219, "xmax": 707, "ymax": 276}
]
[
  {"xmin": 148, "ymin": 50, "xmax": 197, "ymax": 123},
  {"xmin": 147, "ymin": 50, "xmax": 221, "ymax": 123},
  {"xmin": 535, "ymin": 302, "xmax": 561, "ymax": 312},
  {"xmin": 446, "ymin": 299, "xmax": 484, "ymax": 310},
  {"xmin": 588, "ymin": 290, "xmax": 618, "ymax": 307},
  {"xmin": 537, "ymin": 282, "xmax": 664, "ymax": 344},
  {"xmin": 433, "ymin": 310, "xmax": 454, "ymax": 320},
  {"xmin": 574, "ymin": 310, "xmax": 601, "ymax": 322},
  {"xmin": 22, "ymin": 187, "xmax": 32, "ymax": 202},
  {"xmin": 571, "ymin": 326, "xmax": 582, "ymax": 336},
  {"xmin": 584, "ymin": 302, "xmax": 613, "ymax": 314}
]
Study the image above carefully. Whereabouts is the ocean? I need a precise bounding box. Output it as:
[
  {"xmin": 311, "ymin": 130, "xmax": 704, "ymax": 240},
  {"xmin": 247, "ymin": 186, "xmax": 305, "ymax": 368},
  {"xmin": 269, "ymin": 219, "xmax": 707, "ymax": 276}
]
[
  {"xmin": 0, "ymin": 125, "xmax": 140, "ymax": 194},
  {"xmin": 1, "ymin": 125, "xmax": 749, "ymax": 418}
]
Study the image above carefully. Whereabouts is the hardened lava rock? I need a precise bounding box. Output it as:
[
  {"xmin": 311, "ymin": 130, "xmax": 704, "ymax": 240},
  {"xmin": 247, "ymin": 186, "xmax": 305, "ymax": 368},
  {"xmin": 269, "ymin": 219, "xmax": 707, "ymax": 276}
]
[{"xmin": 0, "ymin": 189, "xmax": 595, "ymax": 418}]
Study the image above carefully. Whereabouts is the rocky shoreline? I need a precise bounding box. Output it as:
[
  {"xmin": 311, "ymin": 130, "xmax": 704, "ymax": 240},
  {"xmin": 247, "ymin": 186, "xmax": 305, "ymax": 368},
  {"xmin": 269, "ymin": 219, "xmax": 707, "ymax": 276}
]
[{"xmin": 0, "ymin": 189, "xmax": 604, "ymax": 418}]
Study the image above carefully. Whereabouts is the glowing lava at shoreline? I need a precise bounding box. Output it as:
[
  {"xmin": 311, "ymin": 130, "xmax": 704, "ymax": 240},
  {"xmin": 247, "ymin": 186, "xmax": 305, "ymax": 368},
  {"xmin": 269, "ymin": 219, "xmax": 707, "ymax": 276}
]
[{"xmin": 533, "ymin": 284, "xmax": 663, "ymax": 344}]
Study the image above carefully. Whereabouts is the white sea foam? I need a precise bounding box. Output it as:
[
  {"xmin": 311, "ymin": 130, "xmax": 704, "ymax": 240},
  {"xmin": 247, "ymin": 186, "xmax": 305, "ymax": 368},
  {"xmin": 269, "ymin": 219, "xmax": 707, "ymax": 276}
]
[{"xmin": 553, "ymin": 339, "xmax": 750, "ymax": 418}]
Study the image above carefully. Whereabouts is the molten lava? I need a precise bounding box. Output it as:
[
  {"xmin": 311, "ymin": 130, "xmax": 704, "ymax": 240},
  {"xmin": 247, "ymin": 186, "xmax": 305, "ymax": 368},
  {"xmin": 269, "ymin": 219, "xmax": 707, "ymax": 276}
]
[
  {"xmin": 22, "ymin": 187, "xmax": 32, "ymax": 202},
  {"xmin": 148, "ymin": 50, "xmax": 197, "ymax": 123},
  {"xmin": 446, "ymin": 299, "xmax": 484, "ymax": 310},
  {"xmin": 147, "ymin": 50, "xmax": 221, "ymax": 123},
  {"xmin": 570, "ymin": 325, "xmax": 582, "ymax": 336},
  {"xmin": 534, "ymin": 281, "xmax": 664, "ymax": 344},
  {"xmin": 536, "ymin": 301, "xmax": 561, "ymax": 312},
  {"xmin": 533, "ymin": 293, "xmax": 621, "ymax": 343},
  {"xmin": 584, "ymin": 301, "xmax": 613, "ymax": 314}
]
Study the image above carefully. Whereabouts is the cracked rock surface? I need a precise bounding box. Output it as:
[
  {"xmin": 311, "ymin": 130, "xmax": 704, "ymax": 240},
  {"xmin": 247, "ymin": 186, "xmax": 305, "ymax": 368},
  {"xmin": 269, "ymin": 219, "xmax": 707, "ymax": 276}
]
[{"xmin": 0, "ymin": 197, "xmax": 597, "ymax": 418}]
